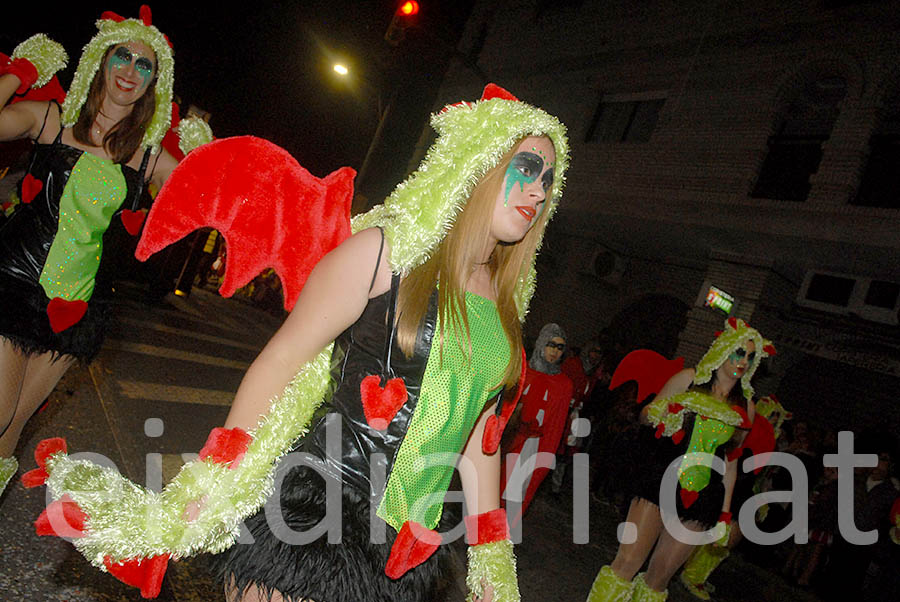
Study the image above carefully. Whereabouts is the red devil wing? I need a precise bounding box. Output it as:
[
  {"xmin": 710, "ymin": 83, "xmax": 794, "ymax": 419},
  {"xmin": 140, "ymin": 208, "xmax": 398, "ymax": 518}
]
[
  {"xmin": 135, "ymin": 136, "xmax": 355, "ymax": 310},
  {"xmin": 609, "ymin": 349, "xmax": 685, "ymax": 404},
  {"xmin": 736, "ymin": 413, "xmax": 777, "ymax": 473}
]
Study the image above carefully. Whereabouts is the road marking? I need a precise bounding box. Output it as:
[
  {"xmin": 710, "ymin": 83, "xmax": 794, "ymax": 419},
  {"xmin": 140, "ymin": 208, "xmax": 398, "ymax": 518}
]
[
  {"xmin": 103, "ymin": 339, "xmax": 252, "ymax": 370},
  {"xmin": 115, "ymin": 316, "xmax": 261, "ymax": 351},
  {"xmin": 118, "ymin": 299, "xmax": 259, "ymax": 335},
  {"xmin": 118, "ymin": 380, "xmax": 234, "ymax": 406}
]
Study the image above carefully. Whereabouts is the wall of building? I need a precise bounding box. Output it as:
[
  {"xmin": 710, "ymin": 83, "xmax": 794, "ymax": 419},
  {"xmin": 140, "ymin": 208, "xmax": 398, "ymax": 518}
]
[{"xmin": 431, "ymin": 1, "xmax": 900, "ymax": 433}]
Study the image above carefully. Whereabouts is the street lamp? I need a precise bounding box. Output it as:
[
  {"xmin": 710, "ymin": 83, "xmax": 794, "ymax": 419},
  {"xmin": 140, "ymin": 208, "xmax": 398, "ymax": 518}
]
[{"xmin": 329, "ymin": 62, "xmax": 395, "ymax": 213}]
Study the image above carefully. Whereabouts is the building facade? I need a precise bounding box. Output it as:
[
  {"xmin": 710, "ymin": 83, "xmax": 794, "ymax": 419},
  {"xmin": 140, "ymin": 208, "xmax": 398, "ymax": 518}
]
[{"xmin": 426, "ymin": 0, "xmax": 900, "ymax": 434}]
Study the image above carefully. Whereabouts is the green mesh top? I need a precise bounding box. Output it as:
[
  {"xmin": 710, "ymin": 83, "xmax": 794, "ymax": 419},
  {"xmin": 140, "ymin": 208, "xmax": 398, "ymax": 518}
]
[
  {"xmin": 39, "ymin": 152, "xmax": 128, "ymax": 301},
  {"xmin": 377, "ymin": 291, "xmax": 509, "ymax": 531}
]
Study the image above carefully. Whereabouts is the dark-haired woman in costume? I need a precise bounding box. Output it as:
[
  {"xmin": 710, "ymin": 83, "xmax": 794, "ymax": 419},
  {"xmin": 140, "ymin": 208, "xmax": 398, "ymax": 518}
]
[{"xmin": 0, "ymin": 10, "xmax": 179, "ymax": 494}]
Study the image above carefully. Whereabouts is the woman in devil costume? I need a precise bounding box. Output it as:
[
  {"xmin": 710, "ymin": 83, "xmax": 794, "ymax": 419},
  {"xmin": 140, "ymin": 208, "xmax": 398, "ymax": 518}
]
[
  {"xmin": 0, "ymin": 7, "xmax": 184, "ymax": 495},
  {"xmin": 213, "ymin": 86, "xmax": 568, "ymax": 602},
  {"xmin": 587, "ymin": 318, "xmax": 776, "ymax": 602}
]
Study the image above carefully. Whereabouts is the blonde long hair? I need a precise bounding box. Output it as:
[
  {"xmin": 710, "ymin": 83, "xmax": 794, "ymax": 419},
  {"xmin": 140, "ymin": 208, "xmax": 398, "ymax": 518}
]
[{"xmin": 395, "ymin": 137, "xmax": 553, "ymax": 388}]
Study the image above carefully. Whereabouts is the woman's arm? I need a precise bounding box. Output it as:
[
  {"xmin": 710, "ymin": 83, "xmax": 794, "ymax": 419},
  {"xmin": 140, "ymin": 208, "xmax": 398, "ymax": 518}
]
[
  {"xmin": 721, "ymin": 456, "xmax": 738, "ymax": 514},
  {"xmin": 147, "ymin": 148, "xmax": 179, "ymax": 191},
  {"xmin": 223, "ymin": 227, "xmax": 392, "ymax": 431},
  {"xmin": 638, "ymin": 367, "xmax": 694, "ymax": 424},
  {"xmin": 0, "ymin": 77, "xmax": 44, "ymax": 141},
  {"xmin": 460, "ymin": 400, "xmax": 502, "ymax": 517}
]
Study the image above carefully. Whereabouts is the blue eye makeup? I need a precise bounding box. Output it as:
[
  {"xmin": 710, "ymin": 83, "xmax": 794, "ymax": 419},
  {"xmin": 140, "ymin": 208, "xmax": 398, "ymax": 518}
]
[
  {"xmin": 135, "ymin": 57, "xmax": 154, "ymax": 76},
  {"xmin": 729, "ymin": 348, "xmax": 756, "ymax": 363},
  {"xmin": 541, "ymin": 168, "xmax": 554, "ymax": 192},
  {"xmin": 504, "ymin": 152, "xmax": 545, "ymax": 206},
  {"xmin": 109, "ymin": 46, "xmax": 155, "ymax": 81}
]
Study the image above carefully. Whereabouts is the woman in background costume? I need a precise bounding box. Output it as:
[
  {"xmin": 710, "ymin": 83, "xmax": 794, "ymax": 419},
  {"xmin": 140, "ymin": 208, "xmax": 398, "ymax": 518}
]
[
  {"xmin": 501, "ymin": 322, "xmax": 573, "ymax": 523},
  {"xmin": 587, "ymin": 318, "xmax": 775, "ymax": 602},
  {"xmin": 0, "ymin": 6, "xmax": 193, "ymax": 496},
  {"xmin": 26, "ymin": 84, "xmax": 568, "ymax": 602}
]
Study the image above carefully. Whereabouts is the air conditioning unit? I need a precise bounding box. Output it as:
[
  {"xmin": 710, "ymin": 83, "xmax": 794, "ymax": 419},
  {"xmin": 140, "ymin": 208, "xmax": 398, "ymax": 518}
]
[
  {"xmin": 797, "ymin": 270, "xmax": 899, "ymax": 326},
  {"xmin": 582, "ymin": 248, "xmax": 626, "ymax": 285}
]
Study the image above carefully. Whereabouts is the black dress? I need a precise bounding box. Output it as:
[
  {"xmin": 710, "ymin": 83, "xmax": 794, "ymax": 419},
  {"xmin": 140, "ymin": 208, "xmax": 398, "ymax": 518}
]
[
  {"xmin": 214, "ymin": 280, "xmax": 466, "ymax": 602},
  {"xmin": 0, "ymin": 104, "xmax": 147, "ymax": 361},
  {"xmin": 626, "ymin": 413, "xmax": 730, "ymax": 526}
]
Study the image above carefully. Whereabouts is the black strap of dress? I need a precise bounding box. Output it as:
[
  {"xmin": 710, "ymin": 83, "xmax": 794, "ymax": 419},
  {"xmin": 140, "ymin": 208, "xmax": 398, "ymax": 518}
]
[{"xmin": 129, "ymin": 149, "xmax": 152, "ymax": 212}]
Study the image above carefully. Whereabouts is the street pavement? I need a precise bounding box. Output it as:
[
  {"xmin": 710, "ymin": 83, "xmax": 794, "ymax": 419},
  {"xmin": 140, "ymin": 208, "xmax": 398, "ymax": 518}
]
[{"xmin": 0, "ymin": 280, "xmax": 823, "ymax": 601}]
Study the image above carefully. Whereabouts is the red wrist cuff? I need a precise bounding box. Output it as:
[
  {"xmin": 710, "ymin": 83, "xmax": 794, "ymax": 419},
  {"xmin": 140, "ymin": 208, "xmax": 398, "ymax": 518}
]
[
  {"xmin": 198, "ymin": 427, "xmax": 251, "ymax": 468},
  {"xmin": 464, "ymin": 508, "xmax": 509, "ymax": 546},
  {"xmin": 718, "ymin": 511, "xmax": 732, "ymax": 525},
  {"xmin": 1, "ymin": 57, "xmax": 38, "ymax": 94}
]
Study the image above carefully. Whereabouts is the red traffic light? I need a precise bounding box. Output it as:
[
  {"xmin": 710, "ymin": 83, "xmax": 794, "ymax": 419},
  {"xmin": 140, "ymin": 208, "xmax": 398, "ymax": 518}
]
[
  {"xmin": 397, "ymin": 1, "xmax": 419, "ymax": 17},
  {"xmin": 386, "ymin": 1, "xmax": 419, "ymax": 45}
]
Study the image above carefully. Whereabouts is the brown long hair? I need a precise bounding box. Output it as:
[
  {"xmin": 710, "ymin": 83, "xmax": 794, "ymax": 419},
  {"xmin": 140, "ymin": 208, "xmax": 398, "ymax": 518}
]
[
  {"xmin": 73, "ymin": 46, "xmax": 157, "ymax": 164},
  {"xmin": 395, "ymin": 137, "xmax": 555, "ymax": 389}
]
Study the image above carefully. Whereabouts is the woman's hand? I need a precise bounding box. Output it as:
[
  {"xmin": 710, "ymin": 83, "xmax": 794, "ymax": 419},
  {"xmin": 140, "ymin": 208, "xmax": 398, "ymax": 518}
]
[
  {"xmin": 182, "ymin": 495, "xmax": 208, "ymax": 522},
  {"xmin": 471, "ymin": 580, "xmax": 494, "ymax": 602}
]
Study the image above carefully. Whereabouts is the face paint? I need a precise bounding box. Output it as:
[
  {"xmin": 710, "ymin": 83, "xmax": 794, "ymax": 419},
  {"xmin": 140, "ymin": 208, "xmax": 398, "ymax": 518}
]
[
  {"xmin": 503, "ymin": 151, "xmax": 544, "ymax": 206},
  {"xmin": 108, "ymin": 46, "xmax": 155, "ymax": 87},
  {"xmin": 535, "ymin": 163, "xmax": 554, "ymax": 220},
  {"xmin": 728, "ymin": 347, "xmax": 756, "ymax": 365}
]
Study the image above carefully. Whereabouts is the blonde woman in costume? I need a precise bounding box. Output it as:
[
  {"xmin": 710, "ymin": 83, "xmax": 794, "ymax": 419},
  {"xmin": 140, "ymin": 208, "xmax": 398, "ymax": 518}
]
[
  {"xmin": 209, "ymin": 86, "xmax": 568, "ymax": 602},
  {"xmin": 0, "ymin": 7, "xmax": 183, "ymax": 495}
]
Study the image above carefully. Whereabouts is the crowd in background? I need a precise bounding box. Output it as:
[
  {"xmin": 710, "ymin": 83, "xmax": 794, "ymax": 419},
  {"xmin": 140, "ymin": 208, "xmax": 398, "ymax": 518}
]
[{"xmin": 506, "ymin": 329, "xmax": 899, "ymax": 600}]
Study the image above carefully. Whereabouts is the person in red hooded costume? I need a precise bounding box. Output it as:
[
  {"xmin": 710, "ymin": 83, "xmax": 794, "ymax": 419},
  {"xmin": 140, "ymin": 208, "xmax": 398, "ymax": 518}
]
[{"xmin": 501, "ymin": 323, "xmax": 573, "ymax": 522}]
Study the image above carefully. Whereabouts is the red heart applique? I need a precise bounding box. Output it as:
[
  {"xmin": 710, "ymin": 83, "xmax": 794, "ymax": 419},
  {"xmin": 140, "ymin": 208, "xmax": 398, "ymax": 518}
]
[
  {"xmin": 198, "ymin": 427, "xmax": 251, "ymax": 468},
  {"xmin": 103, "ymin": 553, "xmax": 170, "ymax": 598},
  {"xmin": 35, "ymin": 494, "xmax": 88, "ymax": 538},
  {"xmin": 482, "ymin": 414, "xmax": 507, "ymax": 454},
  {"xmin": 21, "ymin": 173, "xmax": 43, "ymax": 204},
  {"xmin": 21, "ymin": 437, "xmax": 67, "ymax": 488},
  {"xmin": 680, "ymin": 488, "xmax": 700, "ymax": 509},
  {"xmin": 120, "ymin": 209, "xmax": 146, "ymax": 236},
  {"xmin": 46, "ymin": 297, "xmax": 88, "ymax": 333},
  {"xmin": 384, "ymin": 520, "xmax": 442, "ymax": 579},
  {"xmin": 360, "ymin": 375, "xmax": 408, "ymax": 430}
]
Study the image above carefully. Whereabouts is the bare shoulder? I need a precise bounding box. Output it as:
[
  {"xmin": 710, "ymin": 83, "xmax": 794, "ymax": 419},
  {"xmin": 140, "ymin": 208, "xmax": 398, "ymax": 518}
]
[
  {"xmin": 658, "ymin": 368, "xmax": 695, "ymax": 398},
  {"xmin": 319, "ymin": 227, "xmax": 393, "ymax": 298},
  {"xmin": 0, "ymin": 100, "xmax": 51, "ymax": 142},
  {"xmin": 149, "ymin": 148, "xmax": 179, "ymax": 188}
]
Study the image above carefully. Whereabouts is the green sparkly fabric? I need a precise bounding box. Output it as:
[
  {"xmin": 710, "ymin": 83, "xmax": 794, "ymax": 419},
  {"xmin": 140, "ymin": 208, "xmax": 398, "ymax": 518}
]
[
  {"xmin": 377, "ymin": 292, "xmax": 508, "ymax": 531},
  {"xmin": 678, "ymin": 410, "xmax": 735, "ymax": 493},
  {"xmin": 39, "ymin": 153, "xmax": 127, "ymax": 301}
]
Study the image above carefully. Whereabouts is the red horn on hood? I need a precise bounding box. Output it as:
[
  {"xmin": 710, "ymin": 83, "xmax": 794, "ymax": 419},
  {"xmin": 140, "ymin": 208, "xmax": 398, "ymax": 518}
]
[{"xmin": 100, "ymin": 11, "xmax": 126, "ymax": 22}]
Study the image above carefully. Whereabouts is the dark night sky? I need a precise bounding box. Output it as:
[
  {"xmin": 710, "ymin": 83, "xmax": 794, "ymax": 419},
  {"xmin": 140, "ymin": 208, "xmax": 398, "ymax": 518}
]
[{"xmin": 5, "ymin": 1, "xmax": 472, "ymax": 187}]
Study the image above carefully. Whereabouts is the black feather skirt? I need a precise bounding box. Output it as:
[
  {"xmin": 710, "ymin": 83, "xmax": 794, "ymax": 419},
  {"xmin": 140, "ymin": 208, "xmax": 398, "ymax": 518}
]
[
  {"xmin": 211, "ymin": 464, "xmax": 463, "ymax": 602},
  {"xmin": 0, "ymin": 272, "xmax": 112, "ymax": 362}
]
